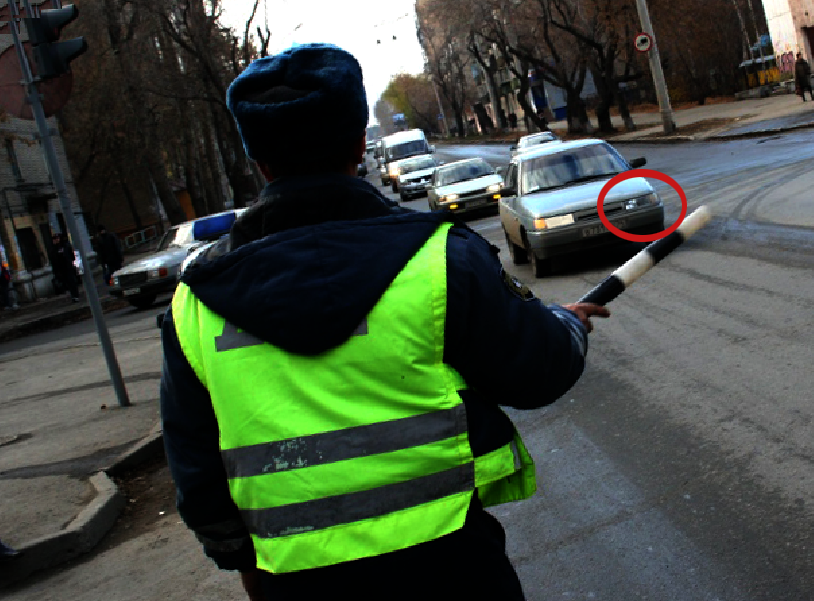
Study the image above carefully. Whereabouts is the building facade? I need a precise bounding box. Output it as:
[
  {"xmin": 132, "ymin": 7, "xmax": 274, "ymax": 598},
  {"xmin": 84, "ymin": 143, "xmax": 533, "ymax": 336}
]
[
  {"xmin": 1, "ymin": 0, "xmax": 93, "ymax": 300},
  {"xmin": 762, "ymin": 0, "xmax": 814, "ymax": 69}
]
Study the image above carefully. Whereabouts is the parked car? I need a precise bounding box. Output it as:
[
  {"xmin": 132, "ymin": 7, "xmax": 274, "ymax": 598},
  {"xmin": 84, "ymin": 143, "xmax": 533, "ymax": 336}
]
[
  {"xmin": 509, "ymin": 131, "xmax": 561, "ymax": 159},
  {"xmin": 110, "ymin": 209, "xmax": 246, "ymax": 309},
  {"xmin": 396, "ymin": 154, "xmax": 441, "ymax": 202},
  {"xmin": 427, "ymin": 158, "xmax": 503, "ymax": 214},
  {"xmin": 499, "ymin": 139, "xmax": 661, "ymax": 278}
]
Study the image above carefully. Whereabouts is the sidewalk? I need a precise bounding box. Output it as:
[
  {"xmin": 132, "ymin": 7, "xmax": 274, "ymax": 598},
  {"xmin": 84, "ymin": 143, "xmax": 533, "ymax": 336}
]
[
  {"xmin": 450, "ymin": 92, "xmax": 814, "ymax": 145},
  {"xmin": 0, "ymin": 247, "xmax": 158, "ymax": 343},
  {"xmin": 605, "ymin": 92, "xmax": 814, "ymax": 142},
  {"xmin": 0, "ymin": 304, "xmax": 164, "ymax": 589},
  {"xmin": 0, "ymin": 274, "xmax": 129, "ymax": 343}
]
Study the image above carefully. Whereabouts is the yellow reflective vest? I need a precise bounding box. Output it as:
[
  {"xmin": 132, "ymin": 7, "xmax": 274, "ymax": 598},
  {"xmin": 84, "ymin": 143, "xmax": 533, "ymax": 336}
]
[{"xmin": 172, "ymin": 222, "xmax": 536, "ymax": 574}]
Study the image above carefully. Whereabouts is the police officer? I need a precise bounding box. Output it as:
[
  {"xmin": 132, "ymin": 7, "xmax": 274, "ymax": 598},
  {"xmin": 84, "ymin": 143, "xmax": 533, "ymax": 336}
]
[{"xmin": 160, "ymin": 43, "xmax": 609, "ymax": 601}]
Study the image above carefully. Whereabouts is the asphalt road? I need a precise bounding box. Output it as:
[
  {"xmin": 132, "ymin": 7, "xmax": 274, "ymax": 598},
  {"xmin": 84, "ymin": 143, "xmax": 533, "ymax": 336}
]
[
  {"xmin": 375, "ymin": 136, "xmax": 814, "ymax": 600},
  {"xmin": 2, "ymin": 136, "xmax": 813, "ymax": 600}
]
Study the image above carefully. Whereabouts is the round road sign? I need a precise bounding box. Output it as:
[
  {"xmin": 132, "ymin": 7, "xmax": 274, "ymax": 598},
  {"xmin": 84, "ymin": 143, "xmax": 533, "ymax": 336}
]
[{"xmin": 635, "ymin": 33, "xmax": 652, "ymax": 53}]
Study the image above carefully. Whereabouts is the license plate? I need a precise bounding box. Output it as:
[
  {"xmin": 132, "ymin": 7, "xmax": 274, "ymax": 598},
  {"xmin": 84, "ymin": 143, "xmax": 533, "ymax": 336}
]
[
  {"xmin": 582, "ymin": 219, "xmax": 626, "ymax": 238},
  {"xmin": 123, "ymin": 288, "xmax": 141, "ymax": 296}
]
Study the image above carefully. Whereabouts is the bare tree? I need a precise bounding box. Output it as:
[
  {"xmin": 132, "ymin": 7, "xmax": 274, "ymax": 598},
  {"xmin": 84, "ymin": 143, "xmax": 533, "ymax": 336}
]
[{"xmin": 416, "ymin": 8, "xmax": 475, "ymax": 137}]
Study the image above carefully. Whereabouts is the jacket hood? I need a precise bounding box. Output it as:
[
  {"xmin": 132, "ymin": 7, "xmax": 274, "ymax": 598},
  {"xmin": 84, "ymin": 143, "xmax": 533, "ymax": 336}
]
[{"xmin": 181, "ymin": 174, "xmax": 454, "ymax": 355}]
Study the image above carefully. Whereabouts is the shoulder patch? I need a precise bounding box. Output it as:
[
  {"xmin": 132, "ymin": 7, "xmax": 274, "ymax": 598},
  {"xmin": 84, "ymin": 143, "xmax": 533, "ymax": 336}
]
[{"xmin": 501, "ymin": 268, "xmax": 535, "ymax": 301}]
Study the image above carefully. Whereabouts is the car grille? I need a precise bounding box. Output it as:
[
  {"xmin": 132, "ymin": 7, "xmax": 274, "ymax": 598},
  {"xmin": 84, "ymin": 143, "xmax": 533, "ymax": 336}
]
[
  {"xmin": 575, "ymin": 202, "xmax": 625, "ymax": 221},
  {"xmin": 459, "ymin": 188, "xmax": 487, "ymax": 199},
  {"xmin": 119, "ymin": 272, "xmax": 148, "ymax": 287}
]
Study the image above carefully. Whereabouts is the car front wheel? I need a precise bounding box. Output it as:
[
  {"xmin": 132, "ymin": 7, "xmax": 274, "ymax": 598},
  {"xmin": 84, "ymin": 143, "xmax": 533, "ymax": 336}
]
[
  {"xmin": 129, "ymin": 294, "xmax": 157, "ymax": 310},
  {"xmin": 528, "ymin": 249, "xmax": 550, "ymax": 278},
  {"xmin": 505, "ymin": 232, "xmax": 528, "ymax": 265}
]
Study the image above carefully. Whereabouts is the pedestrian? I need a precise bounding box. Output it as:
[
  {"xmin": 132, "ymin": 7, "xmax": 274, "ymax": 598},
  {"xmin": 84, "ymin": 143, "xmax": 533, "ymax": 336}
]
[
  {"xmin": 508, "ymin": 112, "xmax": 518, "ymax": 130},
  {"xmin": 160, "ymin": 43, "xmax": 610, "ymax": 601},
  {"xmin": 49, "ymin": 232, "xmax": 80, "ymax": 302},
  {"xmin": 0, "ymin": 539, "xmax": 21, "ymax": 562},
  {"xmin": 96, "ymin": 225, "xmax": 123, "ymax": 285},
  {"xmin": 794, "ymin": 52, "xmax": 813, "ymax": 101},
  {"xmin": 1, "ymin": 261, "xmax": 18, "ymax": 310}
]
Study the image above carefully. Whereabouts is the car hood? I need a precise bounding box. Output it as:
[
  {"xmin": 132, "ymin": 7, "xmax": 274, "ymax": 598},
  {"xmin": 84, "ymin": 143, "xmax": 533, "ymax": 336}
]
[
  {"xmin": 434, "ymin": 174, "xmax": 503, "ymax": 196},
  {"xmin": 521, "ymin": 177, "xmax": 655, "ymax": 216},
  {"xmin": 401, "ymin": 167, "xmax": 436, "ymax": 181},
  {"xmin": 113, "ymin": 247, "xmax": 196, "ymax": 275}
]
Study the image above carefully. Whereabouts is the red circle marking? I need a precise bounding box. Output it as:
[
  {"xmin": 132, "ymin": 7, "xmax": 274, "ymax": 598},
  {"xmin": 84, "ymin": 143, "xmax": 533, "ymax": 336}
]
[{"xmin": 597, "ymin": 168, "xmax": 687, "ymax": 243}]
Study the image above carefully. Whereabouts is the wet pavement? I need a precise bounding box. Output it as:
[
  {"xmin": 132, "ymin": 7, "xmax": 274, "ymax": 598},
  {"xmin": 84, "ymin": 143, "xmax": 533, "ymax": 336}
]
[{"xmin": 715, "ymin": 107, "xmax": 814, "ymax": 135}]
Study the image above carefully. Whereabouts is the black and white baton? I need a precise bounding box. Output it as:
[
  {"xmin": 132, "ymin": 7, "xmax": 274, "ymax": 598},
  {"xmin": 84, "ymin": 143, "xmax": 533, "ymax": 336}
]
[{"xmin": 578, "ymin": 205, "xmax": 712, "ymax": 306}]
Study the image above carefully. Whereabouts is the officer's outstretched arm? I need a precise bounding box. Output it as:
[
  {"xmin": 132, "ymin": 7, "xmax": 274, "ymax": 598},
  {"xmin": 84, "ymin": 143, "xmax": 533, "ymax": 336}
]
[
  {"xmin": 444, "ymin": 229, "xmax": 590, "ymax": 410},
  {"xmin": 159, "ymin": 307, "xmax": 257, "ymax": 571}
]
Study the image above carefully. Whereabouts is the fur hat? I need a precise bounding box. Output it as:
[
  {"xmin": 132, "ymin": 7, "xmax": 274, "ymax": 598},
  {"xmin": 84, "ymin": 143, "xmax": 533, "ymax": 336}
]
[{"xmin": 226, "ymin": 43, "xmax": 369, "ymax": 162}]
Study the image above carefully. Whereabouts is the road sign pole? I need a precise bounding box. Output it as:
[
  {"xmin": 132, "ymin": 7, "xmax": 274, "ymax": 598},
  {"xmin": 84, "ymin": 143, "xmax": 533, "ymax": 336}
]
[
  {"xmin": 634, "ymin": 0, "xmax": 675, "ymax": 134},
  {"xmin": 10, "ymin": 0, "xmax": 130, "ymax": 407}
]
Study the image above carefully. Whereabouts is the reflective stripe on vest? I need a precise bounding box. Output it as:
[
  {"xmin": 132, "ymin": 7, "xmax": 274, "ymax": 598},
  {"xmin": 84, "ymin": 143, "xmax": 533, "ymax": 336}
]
[{"xmin": 172, "ymin": 222, "xmax": 535, "ymax": 573}]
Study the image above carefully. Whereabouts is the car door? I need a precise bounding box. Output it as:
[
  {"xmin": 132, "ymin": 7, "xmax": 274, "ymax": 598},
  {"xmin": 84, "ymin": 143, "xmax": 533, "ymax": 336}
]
[{"xmin": 499, "ymin": 163, "xmax": 522, "ymax": 241}]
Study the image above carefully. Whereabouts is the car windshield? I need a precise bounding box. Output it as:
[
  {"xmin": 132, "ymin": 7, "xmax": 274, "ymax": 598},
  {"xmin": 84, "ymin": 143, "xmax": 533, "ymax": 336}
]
[
  {"xmin": 387, "ymin": 140, "xmax": 427, "ymax": 161},
  {"xmin": 401, "ymin": 156, "xmax": 436, "ymax": 174},
  {"xmin": 436, "ymin": 160, "xmax": 495, "ymax": 186},
  {"xmin": 521, "ymin": 144, "xmax": 628, "ymax": 194},
  {"xmin": 156, "ymin": 224, "xmax": 193, "ymax": 251}
]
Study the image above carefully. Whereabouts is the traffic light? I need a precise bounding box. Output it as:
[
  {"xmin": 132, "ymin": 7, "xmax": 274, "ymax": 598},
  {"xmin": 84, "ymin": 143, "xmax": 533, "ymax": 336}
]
[{"xmin": 24, "ymin": 5, "xmax": 87, "ymax": 80}]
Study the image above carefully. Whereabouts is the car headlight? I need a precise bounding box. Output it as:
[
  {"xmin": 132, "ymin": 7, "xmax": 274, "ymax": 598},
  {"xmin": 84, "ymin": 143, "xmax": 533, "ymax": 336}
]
[
  {"xmin": 148, "ymin": 267, "xmax": 170, "ymax": 279},
  {"xmin": 626, "ymin": 193, "xmax": 659, "ymax": 209},
  {"xmin": 486, "ymin": 184, "xmax": 501, "ymax": 193},
  {"xmin": 532, "ymin": 213, "xmax": 575, "ymax": 230},
  {"xmin": 389, "ymin": 165, "xmax": 400, "ymax": 176},
  {"xmin": 441, "ymin": 193, "xmax": 459, "ymax": 203}
]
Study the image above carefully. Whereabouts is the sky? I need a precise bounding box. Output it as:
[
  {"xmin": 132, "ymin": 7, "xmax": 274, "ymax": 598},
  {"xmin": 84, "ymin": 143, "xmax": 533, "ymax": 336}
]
[{"xmin": 219, "ymin": 0, "xmax": 428, "ymax": 126}]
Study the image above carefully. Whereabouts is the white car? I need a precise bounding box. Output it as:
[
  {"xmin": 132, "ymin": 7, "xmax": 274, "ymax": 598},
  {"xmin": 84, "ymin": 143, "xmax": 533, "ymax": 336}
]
[
  {"xmin": 427, "ymin": 158, "xmax": 503, "ymax": 214},
  {"xmin": 110, "ymin": 209, "xmax": 246, "ymax": 309},
  {"xmin": 396, "ymin": 154, "xmax": 441, "ymax": 202},
  {"xmin": 509, "ymin": 131, "xmax": 561, "ymax": 159}
]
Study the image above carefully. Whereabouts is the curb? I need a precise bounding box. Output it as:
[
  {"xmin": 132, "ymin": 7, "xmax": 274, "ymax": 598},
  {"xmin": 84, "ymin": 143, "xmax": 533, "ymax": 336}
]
[
  {"xmin": 0, "ymin": 298, "xmax": 130, "ymax": 344},
  {"xmin": 0, "ymin": 424, "xmax": 165, "ymax": 589}
]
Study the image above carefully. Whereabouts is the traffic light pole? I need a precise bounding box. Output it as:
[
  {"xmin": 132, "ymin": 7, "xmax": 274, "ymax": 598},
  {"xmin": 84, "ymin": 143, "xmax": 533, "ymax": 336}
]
[{"xmin": 9, "ymin": 0, "xmax": 130, "ymax": 407}]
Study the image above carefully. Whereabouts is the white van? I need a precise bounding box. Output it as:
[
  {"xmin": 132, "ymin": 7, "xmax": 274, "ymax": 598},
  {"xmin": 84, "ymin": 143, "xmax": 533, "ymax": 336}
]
[{"xmin": 380, "ymin": 129, "xmax": 434, "ymax": 188}]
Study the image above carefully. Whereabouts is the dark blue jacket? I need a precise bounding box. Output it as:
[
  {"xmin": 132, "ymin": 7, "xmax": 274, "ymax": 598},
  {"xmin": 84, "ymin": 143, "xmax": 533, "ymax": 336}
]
[{"xmin": 159, "ymin": 174, "xmax": 588, "ymax": 596}]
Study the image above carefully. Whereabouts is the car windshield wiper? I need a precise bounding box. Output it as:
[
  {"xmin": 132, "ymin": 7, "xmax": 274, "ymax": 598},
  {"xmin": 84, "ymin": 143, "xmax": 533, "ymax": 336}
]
[{"xmin": 563, "ymin": 172, "xmax": 620, "ymax": 186}]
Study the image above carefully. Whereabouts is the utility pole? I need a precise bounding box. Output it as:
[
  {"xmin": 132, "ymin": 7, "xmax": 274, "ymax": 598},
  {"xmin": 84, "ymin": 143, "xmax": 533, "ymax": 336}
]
[
  {"xmin": 431, "ymin": 78, "xmax": 449, "ymax": 137},
  {"xmin": 634, "ymin": 0, "xmax": 675, "ymax": 134},
  {"xmin": 10, "ymin": 0, "xmax": 130, "ymax": 407}
]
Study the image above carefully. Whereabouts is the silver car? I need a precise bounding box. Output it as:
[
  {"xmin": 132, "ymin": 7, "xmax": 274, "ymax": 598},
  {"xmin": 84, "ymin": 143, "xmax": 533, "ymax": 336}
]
[
  {"xmin": 428, "ymin": 158, "xmax": 504, "ymax": 214},
  {"xmin": 499, "ymin": 139, "xmax": 664, "ymax": 277},
  {"xmin": 110, "ymin": 210, "xmax": 245, "ymax": 309},
  {"xmin": 396, "ymin": 154, "xmax": 440, "ymax": 202}
]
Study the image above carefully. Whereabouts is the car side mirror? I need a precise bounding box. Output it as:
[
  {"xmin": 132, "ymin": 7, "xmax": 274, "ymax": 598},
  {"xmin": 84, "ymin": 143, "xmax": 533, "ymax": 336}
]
[
  {"xmin": 502, "ymin": 185, "xmax": 517, "ymax": 197},
  {"xmin": 630, "ymin": 157, "xmax": 647, "ymax": 168}
]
